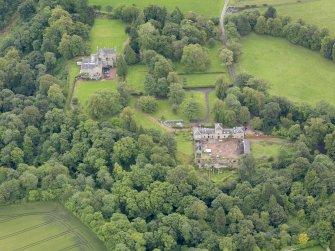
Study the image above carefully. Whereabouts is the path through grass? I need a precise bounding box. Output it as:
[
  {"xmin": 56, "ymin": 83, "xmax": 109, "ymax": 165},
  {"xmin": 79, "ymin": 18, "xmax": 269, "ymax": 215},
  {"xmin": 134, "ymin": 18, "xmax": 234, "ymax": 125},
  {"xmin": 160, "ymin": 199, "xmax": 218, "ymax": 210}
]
[{"xmin": 236, "ymin": 33, "xmax": 335, "ymax": 105}]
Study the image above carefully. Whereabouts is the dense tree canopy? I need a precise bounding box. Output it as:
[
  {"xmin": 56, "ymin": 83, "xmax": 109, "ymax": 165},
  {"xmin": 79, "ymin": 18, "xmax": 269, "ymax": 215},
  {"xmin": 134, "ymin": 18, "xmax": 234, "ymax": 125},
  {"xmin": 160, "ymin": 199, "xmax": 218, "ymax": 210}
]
[{"xmin": 0, "ymin": 3, "xmax": 335, "ymax": 251}]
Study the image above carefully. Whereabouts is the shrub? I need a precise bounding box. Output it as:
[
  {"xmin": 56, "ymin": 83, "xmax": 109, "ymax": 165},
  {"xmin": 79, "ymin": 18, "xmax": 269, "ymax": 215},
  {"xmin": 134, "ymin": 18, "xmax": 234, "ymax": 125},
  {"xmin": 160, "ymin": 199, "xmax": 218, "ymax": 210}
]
[{"xmin": 138, "ymin": 96, "xmax": 158, "ymax": 113}]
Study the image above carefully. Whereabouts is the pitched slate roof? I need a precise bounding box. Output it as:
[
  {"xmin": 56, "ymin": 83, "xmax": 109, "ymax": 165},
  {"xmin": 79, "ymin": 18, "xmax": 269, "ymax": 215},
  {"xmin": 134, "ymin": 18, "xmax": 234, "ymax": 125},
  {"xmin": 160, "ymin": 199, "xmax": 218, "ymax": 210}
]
[{"xmin": 215, "ymin": 123, "xmax": 224, "ymax": 131}]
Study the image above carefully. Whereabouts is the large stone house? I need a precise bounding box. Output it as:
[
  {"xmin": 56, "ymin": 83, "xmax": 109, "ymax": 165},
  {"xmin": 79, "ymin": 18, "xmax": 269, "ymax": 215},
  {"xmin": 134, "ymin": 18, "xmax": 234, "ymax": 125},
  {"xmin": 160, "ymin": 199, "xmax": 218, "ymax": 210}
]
[
  {"xmin": 79, "ymin": 48, "xmax": 116, "ymax": 80},
  {"xmin": 193, "ymin": 123, "xmax": 244, "ymax": 141}
]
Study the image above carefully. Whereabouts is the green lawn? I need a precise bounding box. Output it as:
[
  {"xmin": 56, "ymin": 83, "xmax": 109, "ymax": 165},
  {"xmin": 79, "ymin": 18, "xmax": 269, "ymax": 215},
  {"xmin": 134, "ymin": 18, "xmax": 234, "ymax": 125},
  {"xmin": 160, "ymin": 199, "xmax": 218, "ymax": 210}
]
[
  {"xmin": 250, "ymin": 140, "xmax": 286, "ymax": 160},
  {"xmin": 90, "ymin": 19, "xmax": 128, "ymax": 53},
  {"xmin": 210, "ymin": 170, "xmax": 234, "ymax": 183},
  {"xmin": 175, "ymin": 131, "xmax": 194, "ymax": 162},
  {"xmin": 236, "ymin": 33, "xmax": 335, "ymax": 105},
  {"xmin": 66, "ymin": 60, "xmax": 80, "ymax": 106},
  {"xmin": 231, "ymin": 0, "xmax": 335, "ymax": 35},
  {"xmin": 89, "ymin": 0, "xmax": 225, "ymax": 17},
  {"xmin": 126, "ymin": 65, "xmax": 147, "ymax": 93},
  {"xmin": 0, "ymin": 202, "xmax": 106, "ymax": 251},
  {"xmin": 75, "ymin": 80, "xmax": 117, "ymax": 105},
  {"xmin": 209, "ymin": 90, "xmax": 218, "ymax": 120}
]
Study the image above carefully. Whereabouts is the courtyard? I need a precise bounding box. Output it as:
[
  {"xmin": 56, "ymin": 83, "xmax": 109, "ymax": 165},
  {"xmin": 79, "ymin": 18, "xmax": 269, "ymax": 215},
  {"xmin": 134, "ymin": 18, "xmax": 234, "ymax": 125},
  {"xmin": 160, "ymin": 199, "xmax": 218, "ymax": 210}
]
[{"xmin": 200, "ymin": 138, "xmax": 244, "ymax": 159}]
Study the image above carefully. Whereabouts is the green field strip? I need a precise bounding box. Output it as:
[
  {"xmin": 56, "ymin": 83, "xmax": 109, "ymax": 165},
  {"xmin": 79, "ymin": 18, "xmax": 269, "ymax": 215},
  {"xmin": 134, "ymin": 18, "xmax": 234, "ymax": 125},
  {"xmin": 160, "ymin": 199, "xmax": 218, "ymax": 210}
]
[
  {"xmin": 13, "ymin": 229, "xmax": 73, "ymax": 251},
  {"xmin": 0, "ymin": 218, "xmax": 55, "ymax": 240},
  {"xmin": 57, "ymin": 242, "xmax": 89, "ymax": 251},
  {"xmin": 27, "ymin": 233, "xmax": 87, "ymax": 251},
  {"xmin": 0, "ymin": 215, "xmax": 48, "ymax": 235},
  {"xmin": 0, "ymin": 220, "xmax": 65, "ymax": 242}
]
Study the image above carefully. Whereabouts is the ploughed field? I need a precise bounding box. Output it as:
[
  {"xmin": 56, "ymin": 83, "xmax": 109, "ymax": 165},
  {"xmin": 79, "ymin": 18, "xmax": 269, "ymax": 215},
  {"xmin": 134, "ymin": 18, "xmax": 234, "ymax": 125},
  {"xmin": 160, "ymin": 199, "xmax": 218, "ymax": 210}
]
[
  {"xmin": 0, "ymin": 202, "xmax": 106, "ymax": 251},
  {"xmin": 236, "ymin": 33, "xmax": 335, "ymax": 105}
]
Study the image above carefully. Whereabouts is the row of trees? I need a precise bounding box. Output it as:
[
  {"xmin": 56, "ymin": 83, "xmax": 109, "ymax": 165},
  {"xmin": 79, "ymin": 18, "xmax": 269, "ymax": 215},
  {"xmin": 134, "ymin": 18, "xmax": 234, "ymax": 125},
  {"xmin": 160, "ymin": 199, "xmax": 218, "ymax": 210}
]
[{"xmin": 225, "ymin": 6, "xmax": 335, "ymax": 61}]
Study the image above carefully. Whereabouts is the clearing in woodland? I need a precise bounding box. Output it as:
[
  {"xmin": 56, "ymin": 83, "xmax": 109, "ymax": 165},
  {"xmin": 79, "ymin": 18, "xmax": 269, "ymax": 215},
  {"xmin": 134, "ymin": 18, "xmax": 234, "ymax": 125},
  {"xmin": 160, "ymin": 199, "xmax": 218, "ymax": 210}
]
[
  {"xmin": 236, "ymin": 33, "xmax": 335, "ymax": 105},
  {"xmin": 89, "ymin": 0, "xmax": 225, "ymax": 17},
  {"xmin": 71, "ymin": 19, "xmax": 128, "ymax": 106},
  {"xmin": 0, "ymin": 202, "xmax": 106, "ymax": 251}
]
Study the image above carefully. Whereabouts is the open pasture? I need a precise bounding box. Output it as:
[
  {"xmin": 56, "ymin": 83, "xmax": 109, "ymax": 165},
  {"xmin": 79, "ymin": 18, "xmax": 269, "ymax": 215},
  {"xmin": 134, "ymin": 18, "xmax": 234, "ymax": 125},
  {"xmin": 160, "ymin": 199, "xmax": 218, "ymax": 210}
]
[
  {"xmin": 89, "ymin": 0, "xmax": 225, "ymax": 17},
  {"xmin": 236, "ymin": 33, "xmax": 335, "ymax": 105},
  {"xmin": 90, "ymin": 19, "xmax": 128, "ymax": 53},
  {"xmin": 231, "ymin": 0, "xmax": 335, "ymax": 35},
  {"xmin": 0, "ymin": 202, "xmax": 106, "ymax": 251}
]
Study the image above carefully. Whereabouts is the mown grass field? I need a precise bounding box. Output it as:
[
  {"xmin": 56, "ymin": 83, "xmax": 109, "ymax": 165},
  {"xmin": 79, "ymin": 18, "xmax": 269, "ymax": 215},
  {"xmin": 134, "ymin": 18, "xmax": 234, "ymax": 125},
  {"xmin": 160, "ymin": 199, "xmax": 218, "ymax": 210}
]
[
  {"xmin": 90, "ymin": 19, "xmax": 128, "ymax": 53},
  {"xmin": 250, "ymin": 141, "xmax": 281, "ymax": 159},
  {"xmin": 175, "ymin": 131, "xmax": 194, "ymax": 162},
  {"xmin": 0, "ymin": 202, "xmax": 106, "ymax": 251},
  {"xmin": 127, "ymin": 65, "xmax": 147, "ymax": 93},
  {"xmin": 89, "ymin": 0, "xmax": 225, "ymax": 17},
  {"xmin": 231, "ymin": 0, "xmax": 335, "ymax": 35},
  {"xmin": 236, "ymin": 33, "xmax": 335, "ymax": 105},
  {"xmin": 74, "ymin": 80, "xmax": 117, "ymax": 104},
  {"xmin": 250, "ymin": 140, "xmax": 290, "ymax": 160}
]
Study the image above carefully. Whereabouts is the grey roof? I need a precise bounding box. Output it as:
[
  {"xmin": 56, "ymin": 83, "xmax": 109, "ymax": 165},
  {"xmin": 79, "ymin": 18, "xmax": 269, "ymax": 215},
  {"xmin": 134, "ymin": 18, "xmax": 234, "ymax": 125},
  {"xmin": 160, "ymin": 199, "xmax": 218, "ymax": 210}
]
[
  {"xmin": 235, "ymin": 127, "xmax": 244, "ymax": 133},
  {"xmin": 98, "ymin": 48, "xmax": 116, "ymax": 54},
  {"xmin": 215, "ymin": 123, "xmax": 224, "ymax": 131},
  {"xmin": 193, "ymin": 125, "xmax": 244, "ymax": 137},
  {"xmin": 81, "ymin": 56, "xmax": 99, "ymax": 70},
  {"xmin": 200, "ymin": 128, "xmax": 215, "ymax": 134},
  {"xmin": 223, "ymin": 128, "xmax": 235, "ymax": 134},
  {"xmin": 193, "ymin": 127, "xmax": 201, "ymax": 135}
]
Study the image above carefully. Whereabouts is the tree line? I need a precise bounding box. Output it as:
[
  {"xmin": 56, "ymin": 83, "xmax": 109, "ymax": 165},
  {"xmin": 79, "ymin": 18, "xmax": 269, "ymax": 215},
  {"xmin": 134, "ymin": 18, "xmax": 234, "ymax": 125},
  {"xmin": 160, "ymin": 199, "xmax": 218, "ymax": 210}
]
[{"xmin": 225, "ymin": 6, "xmax": 335, "ymax": 61}]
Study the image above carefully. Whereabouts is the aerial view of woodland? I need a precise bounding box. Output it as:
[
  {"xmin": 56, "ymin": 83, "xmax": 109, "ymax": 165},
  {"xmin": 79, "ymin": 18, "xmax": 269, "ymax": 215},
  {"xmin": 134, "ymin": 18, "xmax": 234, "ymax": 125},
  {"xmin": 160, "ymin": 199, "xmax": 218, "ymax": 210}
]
[{"xmin": 0, "ymin": 0, "xmax": 335, "ymax": 250}]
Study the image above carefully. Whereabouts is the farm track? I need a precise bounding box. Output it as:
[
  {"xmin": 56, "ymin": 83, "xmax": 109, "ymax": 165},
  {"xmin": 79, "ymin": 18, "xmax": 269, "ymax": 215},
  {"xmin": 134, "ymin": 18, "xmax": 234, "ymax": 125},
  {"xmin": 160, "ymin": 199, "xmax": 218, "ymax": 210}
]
[
  {"xmin": 0, "ymin": 211, "xmax": 56, "ymax": 223},
  {"xmin": 0, "ymin": 218, "xmax": 55, "ymax": 240},
  {"xmin": 220, "ymin": 0, "xmax": 236, "ymax": 81},
  {"xmin": 13, "ymin": 229, "xmax": 73, "ymax": 251}
]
